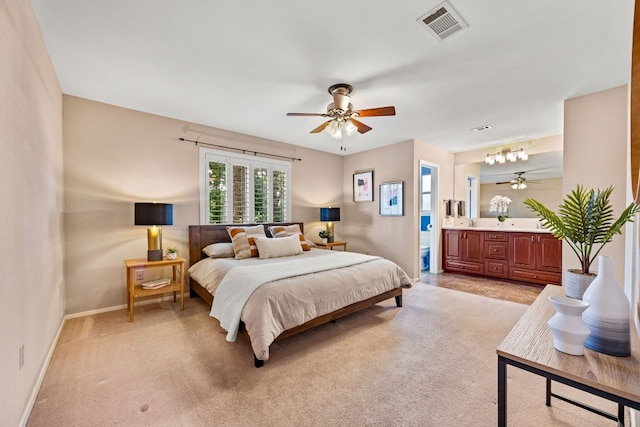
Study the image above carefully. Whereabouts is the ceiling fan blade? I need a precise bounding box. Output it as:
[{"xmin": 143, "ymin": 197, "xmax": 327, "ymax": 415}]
[
  {"xmin": 287, "ymin": 112, "xmax": 328, "ymax": 117},
  {"xmin": 351, "ymin": 119, "xmax": 372, "ymax": 134},
  {"xmin": 310, "ymin": 120, "xmax": 332, "ymax": 133},
  {"xmin": 495, "ymin": 181, "xmax": 512, "ymax": 185},
  {"xmin": 356, "ymin": 106, "xmax": 396, "ymax": 117}
]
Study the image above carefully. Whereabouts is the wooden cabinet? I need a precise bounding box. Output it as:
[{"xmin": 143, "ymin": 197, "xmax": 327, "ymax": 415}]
[
  {"xmin": 509, "ymin": 233, "xmax": 561, "ymax": 285},
  {"xmin": 484, "ymin": 232, "xmax": 509, "ymax": 279},
  {"xmin": 443, "ymin": 229, "xmax": 484, "ymax": 274},
  {"xmin": 442, "ymin": 229, "xmax": 562, "ymax": 286}
]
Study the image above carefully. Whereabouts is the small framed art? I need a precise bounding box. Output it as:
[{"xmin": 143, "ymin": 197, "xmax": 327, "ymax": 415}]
[
  {"xmin": 379, "ymin": 181, "xmax": 404, "ymax": 216},
  {"xmin": 353, "ymin": 170, "xmax": 374, "ymax": 202}
]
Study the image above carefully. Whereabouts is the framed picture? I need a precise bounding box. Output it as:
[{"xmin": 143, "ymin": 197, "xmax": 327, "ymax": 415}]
[
  {"xmin": 379, "ymin": 181, "xmax": 404, "ymax": 216},
  {"xmin": 353, "ymin": 170, "xmax": 374, "ymax": 202}
]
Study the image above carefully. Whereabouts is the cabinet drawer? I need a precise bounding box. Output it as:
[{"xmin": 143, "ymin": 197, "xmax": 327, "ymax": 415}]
[
  {"xmin": 509, "ymin": 268, "xmax": 561, "ymax": 286},
  {"xmin": 484, "ymin": 231, "xmax": 508, "ymax": 241},
  {"xmin": 445, "ymin": 259, "xmax": 484, "ymax": 275},
  {"xmin": 485, "ymin": 260, "xmax": 509, "ymax": 278},
  {"xmin": 485, "ymin": 242, "xmax": 508, "ymax": 259}
]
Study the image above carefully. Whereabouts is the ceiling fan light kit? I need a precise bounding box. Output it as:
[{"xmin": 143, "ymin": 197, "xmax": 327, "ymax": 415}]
[
  {"xmin": 286, "ymin": 83, "xmax": 396, "ymax": 146},
  {"xmin": 485, "ymin": 148, "xmax": 528, "ymax": 165}
]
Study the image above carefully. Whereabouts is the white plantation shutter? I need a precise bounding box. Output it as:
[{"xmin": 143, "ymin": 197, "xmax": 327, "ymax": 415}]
[{"xmin": 200, "ymin": 149, "xmax": 291, "ymax": 224}]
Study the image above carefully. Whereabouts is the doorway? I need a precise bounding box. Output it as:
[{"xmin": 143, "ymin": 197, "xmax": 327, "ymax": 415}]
[{"xmin": 419, "ymin": 162, "xmax": 437, "ymax": 272}]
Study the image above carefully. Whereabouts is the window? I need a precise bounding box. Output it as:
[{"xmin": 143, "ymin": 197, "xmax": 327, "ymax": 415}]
[
  {"xmin": 200, "ymin": 148, "xmax": 291, "ymax": 224},
  {"xmin": 421, "ymin": 167, "xmax": 432, "ymax": 213}
]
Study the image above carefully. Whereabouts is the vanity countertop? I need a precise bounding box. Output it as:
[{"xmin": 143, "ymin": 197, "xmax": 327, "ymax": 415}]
[
  {"xmin": 441, "ymin": 217, "xmax": 552, "ymax": 233},
  {"xmin": 441, "ymin": 225, "xmax": 552, "ymax": 233}
]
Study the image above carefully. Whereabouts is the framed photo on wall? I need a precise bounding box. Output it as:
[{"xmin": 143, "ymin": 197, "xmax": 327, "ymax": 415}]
[
  {"xmin": 353, "ymin": 170, "xmax": 374, "ymax": 202},
  {"xmin": 379, "ymin": 181, "xmax": 404, "ymax": 216}
]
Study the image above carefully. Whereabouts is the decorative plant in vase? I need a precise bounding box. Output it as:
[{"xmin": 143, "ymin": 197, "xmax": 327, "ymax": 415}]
[
  {"xmin": 166, "ymin": 247, "xmax": 178, "ymax": 260},
  {"xmin": 318, "ymin": 230, "xmax": 330, "ymax": 243},
  {"xmin": 524, "ymin": 185, "xmax": 640, "ymax": 299},
  {"xmin": 489, "ymin": 195, "xmax": 512, "ymax": 222}
]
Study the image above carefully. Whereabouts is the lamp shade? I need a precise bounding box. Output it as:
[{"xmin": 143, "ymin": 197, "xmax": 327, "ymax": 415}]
[
  {"xmin": 134, "ymin": 203, "xmax": 173, "ymax": 226},
  {"xmin": 320, "ymin": 207, "xmax": 340, "ymax": 222}
]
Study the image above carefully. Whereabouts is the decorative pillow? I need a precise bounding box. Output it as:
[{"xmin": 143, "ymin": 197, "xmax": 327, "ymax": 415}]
[
  {"xmin": 268, "ymin": 224, "xmax": 310, "ymax": 251},
  {"xmin": 254, "ymin": 234, "xmax": 303, "ymax": 259},
  {"xmin": 202, "ymin": 242, "xmax": 235, "ymax": 258},
  {"xmin": 226, "ymin": 226, "xmax": 266, "ymax": 259},
  {"xmin": 268, "ymin": 224, "xmax": 302, "ymax": 237}
]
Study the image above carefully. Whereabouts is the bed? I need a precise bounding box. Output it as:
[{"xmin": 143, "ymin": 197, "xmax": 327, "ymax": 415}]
[{"xmin": 188, "ymin": 222, "xmax": 411, "ymax": 367}]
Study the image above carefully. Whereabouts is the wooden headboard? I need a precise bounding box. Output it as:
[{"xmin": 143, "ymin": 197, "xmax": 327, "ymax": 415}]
[{"xmin": 188, "ymin": 222, "xmax": 305, "ymax": 267}]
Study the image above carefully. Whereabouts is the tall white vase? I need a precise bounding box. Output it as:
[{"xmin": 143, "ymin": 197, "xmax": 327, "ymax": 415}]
[
  {"xmin": 547, "ymin": 296, "xmax": 590, "ymax": 355},
  {"xmin": 581, "ymin": 256, "xmax": 631, "ymax": 357}
]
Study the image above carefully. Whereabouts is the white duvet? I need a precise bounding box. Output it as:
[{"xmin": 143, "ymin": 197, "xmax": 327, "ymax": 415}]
[{"xmin": 189, "ymin": 249, "xmax": 412, "ymax": 361}]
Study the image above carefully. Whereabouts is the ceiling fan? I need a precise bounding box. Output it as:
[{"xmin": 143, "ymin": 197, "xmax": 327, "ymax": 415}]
[
  {"xmin": 496, "ymin": 171, "xmax": 540, "ymax": 190},
  {"xmin": 286, "ymin": 83, "xmax": 396, "ymax": 137}
]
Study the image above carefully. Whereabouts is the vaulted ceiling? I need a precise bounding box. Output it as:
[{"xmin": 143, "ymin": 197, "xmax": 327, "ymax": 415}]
[{"xmin": 32, "ymin": 0, "xmax": 633, "ymax": 162}]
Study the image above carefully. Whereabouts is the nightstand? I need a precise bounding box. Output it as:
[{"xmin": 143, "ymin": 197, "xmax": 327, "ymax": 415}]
[
  {"xmin": 124, "ymin": 257, "xmax": 186, "ymax": 322},
  {"xmin": 315, "ymin": 241, "xmax": 348, "ymax": 251}
]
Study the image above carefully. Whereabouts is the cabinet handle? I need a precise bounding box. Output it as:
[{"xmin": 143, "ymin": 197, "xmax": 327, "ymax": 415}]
[{"xmin": 530, "ymin": 236, "xmax": 534, "ymax": 243}]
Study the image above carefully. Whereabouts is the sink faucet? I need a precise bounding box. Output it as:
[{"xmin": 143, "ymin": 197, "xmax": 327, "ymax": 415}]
[{"xmin": 469, "ymin": 219, "xmax": 476, "ymax": 227}]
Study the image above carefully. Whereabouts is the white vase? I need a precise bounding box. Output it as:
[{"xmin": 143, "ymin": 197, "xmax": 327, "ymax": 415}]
[
  {"xmin": 581, "ymin": 256, "xmax": 631, "ymax": 357},
  {"xmin": 547, "ymin": 296, "xmax": 590, "ymax": 355},
  {"xmin": 167, "ymin": 252, "xmax": 177, "ymax": 260}
]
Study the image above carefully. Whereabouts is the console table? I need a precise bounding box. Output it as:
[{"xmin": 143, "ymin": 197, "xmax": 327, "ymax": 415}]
[{"xmin": 496, "ymin": 285, "xmax": 640, "ymax": 426}]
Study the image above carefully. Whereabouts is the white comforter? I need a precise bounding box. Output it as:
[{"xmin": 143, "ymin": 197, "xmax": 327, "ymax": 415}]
[{"xmin": 189, "ymin": 249, "xmax": 412, "ymax": 360}]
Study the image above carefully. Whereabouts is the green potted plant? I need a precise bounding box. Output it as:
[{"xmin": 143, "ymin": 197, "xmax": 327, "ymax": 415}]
[
  {"xmin": 318, "ymin": 230, "xmax": 330, "ymax": 243},
  {"xmin": 524, "ymin": 185, "xmax": 640, "ymax": 298},
  {"xmin": 166, "ymin": 247, "xmax": 178, "ymax": 260}
]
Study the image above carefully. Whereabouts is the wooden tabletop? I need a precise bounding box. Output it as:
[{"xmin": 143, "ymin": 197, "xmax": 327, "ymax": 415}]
[{"xmin": 497, "ymin": 285, "xmax": 640, "ymax": 403}]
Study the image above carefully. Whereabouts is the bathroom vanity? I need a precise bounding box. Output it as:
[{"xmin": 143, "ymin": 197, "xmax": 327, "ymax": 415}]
[{"xmin": 442, "ymin": 218, "xmax": 562, "ymax": 286}]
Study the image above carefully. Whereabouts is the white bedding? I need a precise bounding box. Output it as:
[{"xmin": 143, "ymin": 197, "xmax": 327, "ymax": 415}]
[
  {"xmin": 188, "ymin": 248, "xmax": 412, "ymax": 361},
  {"xmin": 211, "ymin": 251, "xmax": 381, "ymax": 342}
]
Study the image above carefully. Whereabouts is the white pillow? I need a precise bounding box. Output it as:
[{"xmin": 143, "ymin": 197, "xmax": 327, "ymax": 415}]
[
  {"xmin": 254, "ymin": 234, "xmax": 303, "ymax": 259},
  {"xmin": 202, "ymin": 242, "xmax": 235, "ymax": 258}
]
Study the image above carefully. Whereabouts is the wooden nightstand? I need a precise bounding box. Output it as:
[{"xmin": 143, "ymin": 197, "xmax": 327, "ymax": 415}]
[
  {"xmin": 124, "ymin": 257, "xmax": 186, "ymax": 322},
  {"xmin": 315, "ymin": 241, "xmax": 348, "ymax": 251}
]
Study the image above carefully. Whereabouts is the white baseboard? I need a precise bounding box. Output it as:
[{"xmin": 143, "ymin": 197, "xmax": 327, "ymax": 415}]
[
  {"xmin": 19, "ymin": 292, "xmax": 190, "ymax": 425},
  {"xmin": 64, "ymin": 292, "xmax": 191, "ymax": 319},
  {"xmin": 19, "ymin": 316, "xmax": 66, "ymax": 427}
]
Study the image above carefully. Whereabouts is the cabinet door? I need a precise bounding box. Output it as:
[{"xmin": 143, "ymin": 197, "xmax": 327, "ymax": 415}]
[
  {"xmin": 443, "ymin": 230, "xmax": 462, "ymax": 259},
  {"xmin": 536, "ymin": 234, "xmax": 562, "ymax": 272},
  {"xmin": 463, "ymin": 231, "xmax": 484, "ymax": 262},
  {"xmin": 509, "ymin": 233, "xmax": 536, "ymax": 269}
]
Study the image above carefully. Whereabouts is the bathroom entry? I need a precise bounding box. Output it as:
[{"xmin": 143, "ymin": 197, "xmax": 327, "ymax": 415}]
[{"xmin": 420, "ymin": 163, "xmax": 436, "ymax": 272}]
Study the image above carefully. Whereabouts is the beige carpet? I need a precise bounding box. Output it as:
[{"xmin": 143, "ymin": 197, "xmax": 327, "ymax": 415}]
[{"xmin": 28, "ymin": 283, "xmax": 628, "ymax": 426}]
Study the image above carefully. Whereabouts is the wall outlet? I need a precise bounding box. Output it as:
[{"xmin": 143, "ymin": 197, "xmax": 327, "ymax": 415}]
[
  {"xmin": 19, "ymin": 345, "xmax": 24, "ymax": 370},
  {"xmin": 135, "ymin": 269, "xmax": 144, "ymax": 281}
]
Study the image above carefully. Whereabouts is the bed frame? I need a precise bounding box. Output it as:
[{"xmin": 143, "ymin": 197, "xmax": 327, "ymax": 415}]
[{"xmin": 188, "ymin": 223, "xmax": 403, "ymax": 367}]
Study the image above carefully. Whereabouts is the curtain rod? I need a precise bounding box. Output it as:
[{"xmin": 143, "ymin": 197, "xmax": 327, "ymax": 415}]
[{"xmin": 178, "ymin": 138, "xmax": 302, "ymax": 162}]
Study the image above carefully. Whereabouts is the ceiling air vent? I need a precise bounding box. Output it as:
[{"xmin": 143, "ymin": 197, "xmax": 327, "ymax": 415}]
[{"xmin": 417, "ymin": 1, "xmax": 468, "ymax": 41}]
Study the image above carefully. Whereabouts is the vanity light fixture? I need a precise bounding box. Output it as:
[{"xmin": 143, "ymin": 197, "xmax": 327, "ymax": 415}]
[{"xmin": 485, "ymin": 148, "xmax": 528, "ymax": 165}]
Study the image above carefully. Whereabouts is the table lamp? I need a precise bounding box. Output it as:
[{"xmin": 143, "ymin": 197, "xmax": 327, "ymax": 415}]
[
  {"xmin": 135, "ymin": 202, "xmax": 173, "ymax": 261},
  {"xmin": 320, "ymin": 207, "xmax": 340, "ymax": 243}
]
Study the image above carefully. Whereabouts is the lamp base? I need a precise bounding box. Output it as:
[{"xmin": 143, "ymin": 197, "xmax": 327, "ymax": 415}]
[{"xmin": 147, "ymin": 249, "xmax": 163, "ymax": 261}]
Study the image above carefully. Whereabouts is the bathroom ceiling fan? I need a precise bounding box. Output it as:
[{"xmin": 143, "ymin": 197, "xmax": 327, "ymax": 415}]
[
  {"xmin": 286, "ymin": 83, "xmax": 396, "ymax": 136},
  {"xmin": 496, "ymin": 171, "xmax": 540, "ymax": 189}
]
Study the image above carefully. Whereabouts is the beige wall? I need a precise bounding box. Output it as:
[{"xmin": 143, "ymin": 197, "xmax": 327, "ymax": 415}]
[
  {"xmin": 342, "ymin": 140, "xmax": 415, "ymax": 275},
  {"xmin": 63, "ymin": 96, "xmax": 344, "ymax": 314},
  {"xmin": 1, "ymin": 1, "xmax": 64, "ymax": 425},
  {"xmin": 564, "ymin": 85, "xmax": 629, "ymax": 283}
]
